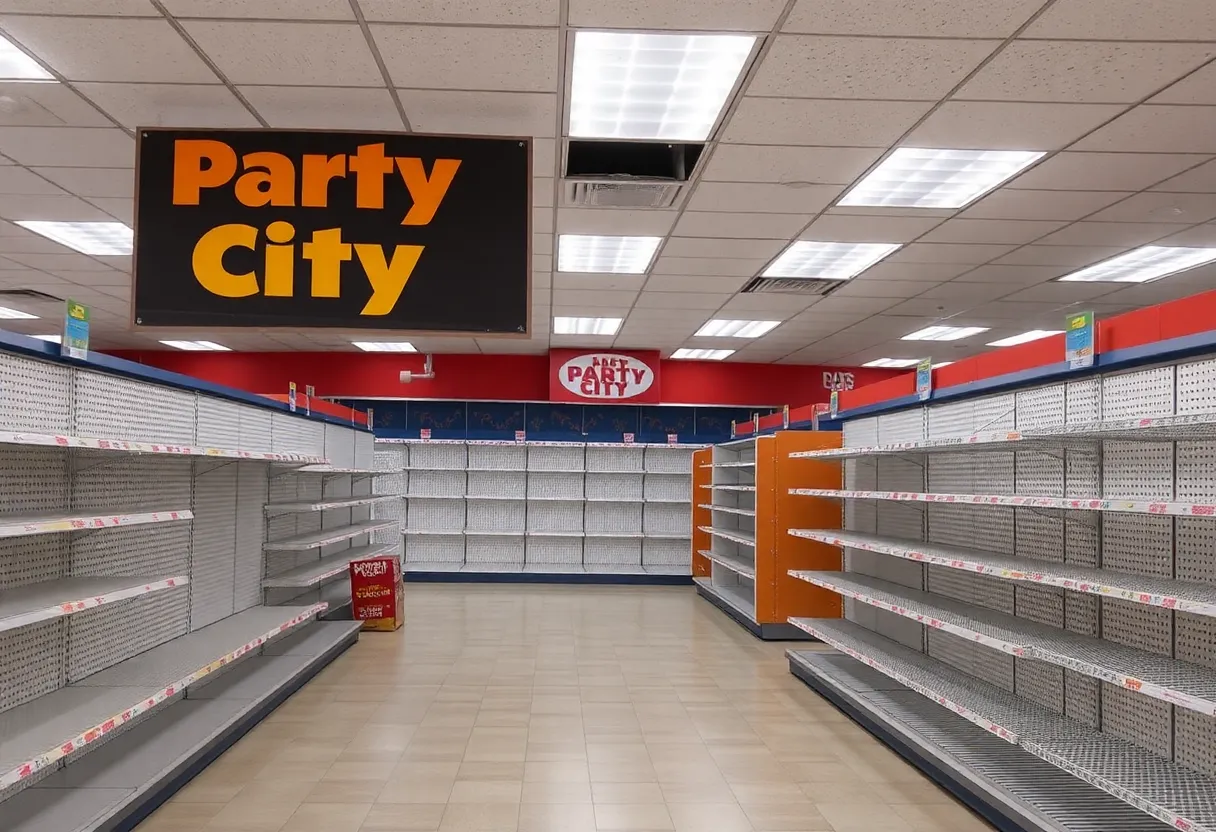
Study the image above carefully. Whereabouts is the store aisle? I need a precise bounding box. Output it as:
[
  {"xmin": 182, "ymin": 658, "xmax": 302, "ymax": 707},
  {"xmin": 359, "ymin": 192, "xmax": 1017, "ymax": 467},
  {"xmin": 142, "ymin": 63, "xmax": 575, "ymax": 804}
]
[{"xmin": 137, "ymin": 585, "xmax": 991, "ymax": 832}]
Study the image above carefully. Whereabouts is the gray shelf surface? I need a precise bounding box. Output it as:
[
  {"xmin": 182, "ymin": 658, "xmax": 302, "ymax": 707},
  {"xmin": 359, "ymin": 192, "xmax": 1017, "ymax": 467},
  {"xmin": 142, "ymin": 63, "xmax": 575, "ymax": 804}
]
[
  {"xmin": 0, "ymin": 621, "xmax": 360, "ymax": 832},
  {"xmin": 699, "ymin": 526, "xmax": 756, "ymax": 547},
  {"xmin": 0, "ymin": 507, "xmax": 190, "ymax": 537},
  {"xmin": 701, "ymin": 550, "xmax": 756, "ymax": 579},
  {"xmin": 793, "ymin": 618, "xmax": 1216, "ymax": 832},
  {"xmin": 693, "ymin": 577, "xmax": 756, "ymax": 621},
  {"xmin": 262, "ymin": 544, "xmax": 395, "ymax": 589},
  {"xmin": 263, "ymin": 494, "xmax": 396, "ymax": 514},
  {"xmin": 787, "ymin": 650, "xmax": 1176, "ymax": 832},
  {"xmin": 0, "ymin": 605, "xmax": 322, "ymax": 782},
  {"xmin": 262, "ymin": 520, "xmax": 396, "ymax": 551},
  {"xmin": 798, "ymin": 571, "xmax": 1216, "ymax": 715},
  {"xmin": 0, "ymin": 575, "xmax": 183, "ymax": 631},
  {"xmin": 701, "ymin": 504, "xmax": 756, "ymax": 517}
]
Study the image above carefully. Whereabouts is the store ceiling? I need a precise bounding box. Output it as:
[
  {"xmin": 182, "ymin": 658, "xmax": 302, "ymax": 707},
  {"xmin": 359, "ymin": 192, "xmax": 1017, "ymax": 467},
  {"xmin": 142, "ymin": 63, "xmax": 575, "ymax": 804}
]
[{"xmin": 0, "ymin": 0, "xmax": 1213, "ymax": 365}]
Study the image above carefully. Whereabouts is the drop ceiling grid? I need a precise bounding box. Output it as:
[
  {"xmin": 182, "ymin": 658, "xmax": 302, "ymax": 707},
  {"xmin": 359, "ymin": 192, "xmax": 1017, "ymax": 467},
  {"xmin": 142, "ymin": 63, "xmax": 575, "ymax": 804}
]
[{"xmin": 0, "ymin": 0, "xmax": 1205, "ymax": 359}]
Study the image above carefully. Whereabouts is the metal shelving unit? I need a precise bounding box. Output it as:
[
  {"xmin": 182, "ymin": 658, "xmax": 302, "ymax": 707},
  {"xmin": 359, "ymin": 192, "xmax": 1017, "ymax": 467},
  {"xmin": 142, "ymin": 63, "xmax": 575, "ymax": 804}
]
[
  {"xmin": 377, "ymin": 439, "xmax": 697, "ymax": 577},
  {"xmin": 0, "ymin": 508, "xmax": 192, "ymax": 538},
  {"xmin": 0, "ymin": 575, "xmax": 188, "ymax": 633},
  {"xmin": 786, "ymin": 357, "xmax": 1216, "ymax": 831}
]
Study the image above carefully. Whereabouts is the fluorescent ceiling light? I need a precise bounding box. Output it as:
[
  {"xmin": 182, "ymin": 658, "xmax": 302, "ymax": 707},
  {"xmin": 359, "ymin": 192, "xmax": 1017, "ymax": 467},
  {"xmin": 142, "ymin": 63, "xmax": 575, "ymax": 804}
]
[
  {"xmin": 553, "ymin": 316, "xmax": 622, "ymax": 336},
  {"xmin": 569, "ymin": 31, "xmax": 755, "ymax": 141},
  {"xmin": 932, "ymin": 361, "xmax": 954, "ymax": 369},
  {"xmin": 33, "ymin": 334, "xmax": 61, "ymax": 344},
  {"xmin": 694, "ymin": 319, "xmax": 780, "ymax": 338},
  {"xmin": 839, "ymin": 148, "xmax": 1045, "ymax": 209},
  {"xmin": 0, "ymin": 306, "xmax": 37, "ymax": 320},
  {"xmin": 351, "ymin": 341, "xmax": 417, "ymax": 353},
  {"xmin": 862, "ymin": 358, "xmax": 920, "ymax": 368},
  {"xmin": 986, "ymin": 330, "xmax": 1063, "ymax": 348},
  {"xmin": 159, "ymin": 340, "xmax": 230, "ymax": 351},
  {"xmin": 901, "ymin": 325, "xmax": 989, "ymax": 342},
  {"xmin": 671, "ymin": 348, "xmax": 734, "ymax": 360},
  {"xmin": 0, "ymin": 35, "xmax": 52, "ymax": 81},
  {"xmin": 1057, "ymin": 245, "xmax": 1216, "ymax": 284},
  {"xmin": 763, "ymin": 241, "xmax": 901, "ymax": 281},
  {"xmin": 557, "ymin": 235, "xmax": 661, "ymax": 274},
  {"xmin": 16, "ymin": 221, "xmax": 132, "ymax": 255}
]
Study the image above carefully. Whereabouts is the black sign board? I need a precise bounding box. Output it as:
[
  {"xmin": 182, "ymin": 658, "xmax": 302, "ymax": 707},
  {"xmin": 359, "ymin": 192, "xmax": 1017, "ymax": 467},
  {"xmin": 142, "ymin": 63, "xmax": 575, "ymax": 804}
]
[{"xmin": 133, "ymin": 129, "xmax": 530, "ymax": 334}]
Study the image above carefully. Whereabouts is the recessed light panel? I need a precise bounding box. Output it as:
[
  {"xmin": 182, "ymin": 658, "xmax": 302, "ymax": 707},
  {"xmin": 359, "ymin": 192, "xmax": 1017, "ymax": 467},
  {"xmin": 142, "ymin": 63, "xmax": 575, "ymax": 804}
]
[
  {"xmin": 671, "ymin": 348, "xmax": 735, "ymax": 360},
  {"xmin": 351, "ymin": 341, "xmax": 417, "ymax": 353},
  {"xmin": 0, "ymin": 35, "xmax": 52, "ymax": 81},
  {"xmin": 902, "ymin": 325, "xmax": 989, "ymax": 342},
  {"xmin": 159, "ymin": 340, "xmax": 230, "ymax": 351},
  {"xmin": 862, "ymin": 358, "xmax": 920, "ymax": 368},
  {"xmin": 986, "ymin": 330, "xmax": 1063, "ymax": 347},
  {"xmin": 762, "ymin": 241, "xmax": 901, "ymax": 281},
  {"xmin": 694, "ymin": 319, "xmax": 781, "ymax": 338},
  {"xmin": 0, "ymin": 306, "xmax": 37, "ymax": 320},
  {"xmin": 839, "ymin": 148, "xmax": 1045, "ymax": 209},
  {"xmin": 1057, "ymin": 246, "xmax": 1216, "ymax": 284},
  {"xmin": 569, "ymin": 31, "xmax": 755, "ymax": 141},
  {"xmin": 557, "ymin": 235, "xmax": 662, "ymax": 274},
  {"xmin": 16, "ymin": 221, "xmax": 133, "ymax": 255},
  {"xmin": 553, "ymin": 316, "xmax": 623, "ymax": 336}
]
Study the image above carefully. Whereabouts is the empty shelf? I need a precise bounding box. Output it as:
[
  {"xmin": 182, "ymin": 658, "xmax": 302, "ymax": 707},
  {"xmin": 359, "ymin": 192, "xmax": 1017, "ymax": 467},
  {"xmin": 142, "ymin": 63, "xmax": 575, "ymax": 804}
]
[
  {"xmin": 698, "ymin": 526, "xmax": 755, "ymax": 547},
  {"xmin": 789, "ymin": 487, "xmax": 1216, "ymax": 518},
  {"xmin": 263, "ymin": 520, "xmax": 396, "ymax": 551},
  {"xmin": 0, "ymin": 430, "xmax": 326, "ymax": 464},
  {"xmin": 262, "ymin": 544, "xmax": 396, "ymax": 589},
  {"xmin": 0, "ymin": 508, "xmax": 191, "ymax": 539},
  {"xmin": 700, "ymin": 550, "xmax": 756, "ymax": 579},
  {"xmin": 699, "ymin": 504, "xmax": 756, "ymax": 517},
  {"xmin": 694, "ymin": 577, "xmax": 756, "ymax": 621},
  {"xmin": 264, "ymin": 495, "xmax": 395, "ymax": 514},
  {"xmin": 403, "ymin": 528, "xmax": 462, "ymax": 535},
  {"xmin": 0, "ymin": 604, "xmax": 325, "ymax": 791},
  {"xmin": 279, "ymin": 465, "xmax": 388, "ymax": 475},
  {"xmin": 793, "ymin": 570, "xmax": 1216, "ymax": 716},
  {"xmin": 0, "ymin": 575, "xmax": 187, "ymax": 633},
  {"xmin": 587, "ymin": 469, "xmax": 645, "ymax": 475},
  {"xmin": 712, "ymin": 461, "xmax": 755, "ymax": 468},
  {"xmin": 791, "ymin": 618, "xmax": 1216, "ymax": 832},
  {"xmin": 406, "ymin": 493, "xmax": 466, "ymax": 500},
  {"xmin": 700, "ymin": 485, "xmax": 756, "ymax": 492},
  {"xmin": 790, "ymin": 528, "xmax": 1216, "ymax": 618}
]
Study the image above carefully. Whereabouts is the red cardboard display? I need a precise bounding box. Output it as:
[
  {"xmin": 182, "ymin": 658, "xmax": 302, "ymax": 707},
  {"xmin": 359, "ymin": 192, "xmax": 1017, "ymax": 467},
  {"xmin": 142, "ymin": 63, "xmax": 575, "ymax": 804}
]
[{"xmin": 349, "ymin": 556, "xmax": 403, "ymax": 632}]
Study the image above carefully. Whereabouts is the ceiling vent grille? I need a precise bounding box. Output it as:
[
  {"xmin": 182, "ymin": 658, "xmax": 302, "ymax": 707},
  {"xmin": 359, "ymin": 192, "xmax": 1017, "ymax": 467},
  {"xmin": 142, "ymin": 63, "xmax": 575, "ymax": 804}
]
[
  {"xmin": 741, "ymin": 277, "xmax": 843, "ymax": 296},
  {"xmin": 563, "ymin": 179, "xmax": 685, "ymax": 209}
]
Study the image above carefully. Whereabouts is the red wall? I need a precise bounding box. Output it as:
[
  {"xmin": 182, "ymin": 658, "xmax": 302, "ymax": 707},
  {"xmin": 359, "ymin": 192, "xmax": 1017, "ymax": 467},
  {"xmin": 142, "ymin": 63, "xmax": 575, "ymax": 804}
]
[{"xmin": 106, "ymin": 350, "xmax": 900, "ymax": 407}]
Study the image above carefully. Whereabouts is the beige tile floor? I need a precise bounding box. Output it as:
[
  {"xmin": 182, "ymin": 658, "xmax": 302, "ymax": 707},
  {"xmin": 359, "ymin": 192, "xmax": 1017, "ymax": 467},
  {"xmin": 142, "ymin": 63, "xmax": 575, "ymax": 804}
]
[{"xmin": 137, "ymin": 584, "xmax": 994, "ymax": 832}]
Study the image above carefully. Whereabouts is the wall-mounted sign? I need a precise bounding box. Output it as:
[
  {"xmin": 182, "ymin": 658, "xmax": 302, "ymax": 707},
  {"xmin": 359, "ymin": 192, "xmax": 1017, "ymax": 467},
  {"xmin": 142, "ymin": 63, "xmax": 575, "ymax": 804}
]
[
  {"xmin": 823, "ymin": 370, "xmax": 854, "ymax": 391},
  {"xmin": 549, "ymin": 350, "xmax": 661, "ymax": 403},
  {"xmin": 133, "ymin": 128, "xmax": 530, "ymax": 334}
]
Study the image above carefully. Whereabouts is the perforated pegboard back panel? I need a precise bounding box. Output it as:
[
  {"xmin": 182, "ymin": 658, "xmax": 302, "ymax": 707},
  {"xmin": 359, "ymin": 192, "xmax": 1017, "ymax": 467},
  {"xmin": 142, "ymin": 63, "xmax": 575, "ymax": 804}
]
[
  {"xmin": 644, "ymin": 446, "xmax": 693, "ymax": 473},
  {"xmin": 237, "ymin": 404, "xmax": 274, "ymax": 450},
  {"xmin": 643, "ymin": 473, "xmax": 689, "ymax": 502},
  {"xmin": 528, "ymin": 471, "xmax": 583, "ymax": 500},
  {"xmin": 189, "ymin": 462, "xmax": 236, "ymax": 628},
  {"xmin": 643, "ymin": 538, "xmax": 687, "ymax": 567},
  {"xmin": 411, "ymin": 442, "xmax": 467, "ymax": 470},
  {"xmin": 586, "ymin": 472, "xmax": 643, "ymax": 501},
  {"xmin": 405, "ymin": 533, "xmax": 464, "ymax": 564},
  {"xmin": 272, "ymin": 411, "xmax": 325, "ymax": 457},
  {"xmin": 842, "ymin": 416, "xmax": 878, "ymax": 448},
  {"xmin": 407, "ymin": 497, "xmax": 466, "ymax": 532},
  {"xmin": 467, "ymin": 499, "xmax": 525, "ymax": 533},
  {"xmin": 74, "ymin": 371, "xmax": 197, "ymax": 444},
  {"xmin": 67, "ymin": 586, "xmax": 189, "ymax": 681},
  {"xmin": 323, "ymin": 423, "xmax": 357, "ymax": 470},
  {"xmin": 528, "ymin": 445, "xmax": 584, "ymax": 471},
  {"xmin": 588, "ymin": 446, "xmax": 643, "ymax": 472},
  {"xmin": 233, "ymin": 460, "xmax": 267, "ymax": 612},
  {"xmin": 876, "ymin": 409, "xmax": 924, "ymax": 445},
  {"xmin": 0, "ymin": 353, "xmax": 72, "ymax": 434},
  {"xmin": 1014, "ymin": 385, "xmax": 1066, "ymax": 430},
  {"xmin": 469, "ymin": 443, "xmax": 526, "ymax": 470},
  {"xmin": 354, "ymin": 430, "xmax": 375, "ymax": 470},
  {"xmin": 526, "ymin": 536, "xmax": 582, "ymax": 565},
  {"xmin": 196, "ymin": 397, "xmax": 244, "ymax": 449},
  {"xmin": 1102, "ymin": 365, "xmax": 1176, "ymax": 419},
  {"xmin": 584, "ymin": 536, "xmax": 641, "ymax": 566},
  {"xmin": 466, "ymin": 534, "xmax": 524, "ymax": 564},
  {"xmin": 0, "ymin": 619, "xmax": 63, "ymax": 713}
]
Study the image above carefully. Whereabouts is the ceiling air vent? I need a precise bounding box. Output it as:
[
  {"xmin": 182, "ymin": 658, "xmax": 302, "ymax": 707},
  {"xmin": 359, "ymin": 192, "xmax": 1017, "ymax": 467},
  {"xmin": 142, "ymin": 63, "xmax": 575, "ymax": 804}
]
[
  {"xmin": 561, "ymin": 140, "xmax": 703, "ymax": 210},
  {"xmin": 563, "ymin": 179, "xmax": 685, "ymax": 209},
  {"xmin": 741, "ymin": 277, "xmax": 843, "ymax": 296}
]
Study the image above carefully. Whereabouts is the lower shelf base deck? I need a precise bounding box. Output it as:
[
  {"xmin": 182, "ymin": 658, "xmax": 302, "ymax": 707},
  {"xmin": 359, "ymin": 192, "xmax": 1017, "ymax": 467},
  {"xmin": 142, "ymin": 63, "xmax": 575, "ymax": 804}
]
[
  {"xmin": 787, "ymin": 649, "xmax": 1175, "ymax": 832},
  {"xmin": 695, "ymin": 580, "xmax": 813, "ymax": 641},
  {"xmin": 0, "ymin": 621, "xmax": 361, "ymax": 832},
  {"xmin": 404, "ymin": 566, "xmax": 692, "ymax": 585}
]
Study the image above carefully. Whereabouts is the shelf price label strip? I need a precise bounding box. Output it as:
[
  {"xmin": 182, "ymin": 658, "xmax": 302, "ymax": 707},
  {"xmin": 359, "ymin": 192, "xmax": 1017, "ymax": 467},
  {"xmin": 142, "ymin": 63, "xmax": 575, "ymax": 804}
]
[
  {"xmin": 0, "ymin": 509, "xmax": 193, "ymax": 539},
  {"xmin": 789, "ymin": 488, "xmax": 1216, "ymax": 518},
  {"xmin": 1, "ymin": 576, "xmax": 189, "ymax": 633},
  {"xmin": 0, "ymin": 430, "xmax": 328, "ymax": 464}
]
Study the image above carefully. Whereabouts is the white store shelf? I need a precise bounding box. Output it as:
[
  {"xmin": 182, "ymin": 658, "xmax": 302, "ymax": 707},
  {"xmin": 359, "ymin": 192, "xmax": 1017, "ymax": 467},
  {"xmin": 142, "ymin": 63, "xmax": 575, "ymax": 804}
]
[
  {"xmin": 262, "ymin": 544, "xmax": 396, "ymax": 589},
  {"xmin": 0, "ymin": 508, "xmax": 192, "ymax": 539},
  {"xmin": 793, "ymin": 570, "xmax": 1216, "ymax": 717},
  {"xmin": 0, "ymin": 429, "xmax": 327, "ymax": 464},
  {"xmin": 407, "ymin": 494, "xmax": 466, "ymax": 500},
  {"xmin": 264, "ymin": 495, "xmax": 396, "ymax": 515},
  {"xmin": 263, "ymin": 520, "xmax": 396, "ymax": 551},
  {"xmin": 791, "ymin": 528, "xmax": 1216, "ymax": 618},
  {"xmin": 646, "ymin": 498, "xmax": 691, "ymax": 504},
  {"xmin": 403, "ymin": 529, "xmax": 464, "ymax": 535},
  {"xmin": 0, "ymin": 575, "xmax": 188, "ymax": 633},
  {"xmin": 0, "ymin": 604, "xmax": 325, "ymax": 791},
  {"xmin": 699, "ymin": 504, "xmax": 756, "ymax": 517},
  {"xmin": 711, "ymin": 461, "xmax": 755, "ymax": 468},
  {"xmin": 791, "ymin": 487, "xmax": 1216, "ymax": 518},
  {"xmin": 791, "ymin": 618, "xmax": 1216, "ymax": 832},
  {"xmin": 700, "ymin": 549, "xmax": 756, "ymax": 579},
  {"xmin": 694, "ymin": 577, "xmax": 756, "ymax": 621},
  {"xmin": 699, "ymin": 485, "xmax": 756, "ymax": 492},
  {"xmin": 698, "ymin": 526, "xmax": 755, "ymax": 547},
  {"xmin": 789, "ymin": 412, "xmax": 1216, "ymax": 460},
  {"xmin": 277, "ymin": 465, "xmax": 391, "ymax": 476}
]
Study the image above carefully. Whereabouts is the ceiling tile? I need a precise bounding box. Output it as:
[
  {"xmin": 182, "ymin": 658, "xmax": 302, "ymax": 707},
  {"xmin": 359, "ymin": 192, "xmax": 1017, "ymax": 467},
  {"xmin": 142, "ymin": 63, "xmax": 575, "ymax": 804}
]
[
  {"xmin": 853, "ymin": 262, "xmax": 974, "ymax": 281},
  {"xmin": 879, "ymin": 297, "xmax": 990, "ymax": 319},
  {"xmin": 0, "ymin": 15, "xmax": 217, "ymax": 82},
  {"xmin": 361, "ymin": 0, "xmax": 559, "ymax": 24},
  {"xmin": 1151, "ymin": 224, "xmax": 1216, "ymax": 246},
  {"xmin": 1151, "ymin": 159, "xmax": 1216, "ymax": 193},
  {"xmin": 685, "ymin": 182, "xmax": 840, "ymax": 214},
  {"xmin": 649, "ymin": 257, "xmax": 762, "ymax": 277},
  {"xmin": 1023, "ymin": 0, "xmax": 1216, "ymax": 40},
  {"xmin": 751, "ymin": 35, "xmax": 996, "ymax": 100},
  {"xmin": 963, "ymin": 301, "xmax": 1070, "ymax": 321},
  {"xmin": 633, "ymin": 291, "xmax": 729, "ymax": 310},
  {"xmin": 884, "ymin": 243, "xmax": 1018, "ymax": 264},
  {"xmin": 555, "ymin": 208, "xmax": 676, "ymax": 236},
  {"xmin": 0, "ymin": 82, "xmax": 111, "ymax": 128},
  {"xmin": 722, "ymin": 97, "xmax": 932, "ymax": 146},
  {"xmin": 918, "ymin": 218, "xmax": 1067, "ymax": 245},
  {"xmin": 673, "ymin": 211, "xmax": 809, "ymax": 240},
  {"xmin": 961, "ymin": 188, "xmax": 1130, "ymax": 221},
  {"xmin": 1084, "ymin": 192, "xmax": 1216, "ymax": 225},
  {"xmin": 533, "ymin": 179, "xmax": 555, "ymax": 208},
  {"xmin": 553, "ymin": 272, "xmax": 646, "ymax": 291},
  {"xmin": 551, "ymin": 289, "xmax": 636, "ymax": 308},
  {"xmin": 75, "ymin": 83, "xmax": 257, "ymax": 129},
  {"xmin": 955, "ymin": 41, "xmax": 1216, "ymax": 104},
  {"xmin": 162, "ymin": 0, "xmax": 352, "ymax": 16},
  {"xmin": 396, "ymin": 90, "xmax": 556, "ymax": 137},
  {"xmin": 3, "ymin": 251, "xmax": 113, "ymax": 270},
  {"xmin": 1000, "ymin": 282, "xmax": 1121, "ymax": 304},
  {"xmin": 782, "ymin": 0, "xmax": 1043, "ymax": 36},
  {"xmin": 533, "ymin": 139, "xmax": 556, "ymax": 173},
  {"xmin": 1073, "ymin": 106, "xmax": 1216, "ymax": 154},
  {"xmin": 31, "ymin": 166, "xmax": 132, "ymax": 198},
  {"xmin": 661, "ymin": 238, "xmax": 786, "ymax": 259},
  {"xmin": 567, "ymin": 0, "xmax": 785, "ymax": 30},
  {"xmin": 916, "ymin": 281, "xmax": 1020, "ymax": 302},
  {"xmin": 903, "ymin": 101, "xmax": 1125, "ymax": 150},
  {"xmin": 239, "ymin": 86, "xmax": 404, "ymax": 130},
  {"xmin": 832, "ymin": 278, "xmax": 944, "ymax": 297},
  {"xmin": 181, "ymin": 21, "xmax": 384, "ymax": 86},
  {"xmin": 715, "ymin": 294, "xmax": 817, "ymax": 315},
  {"xmin": 801, "ymin": 214, "xmax": 944, "ymax": 243},
  {"xmin": 1008, "ymin": 151, "xmax": 1207, "ymax": 192},
  {"xmin": 533, "ymin": 206, "xmax": 554, "ymax": 233},
  {"xmin": 372, "ymin": 25, "xmax": 557, "ymax": 93},
  {"xmin": 0, "ymin": 166, "xmax": 65, "ymax": 196},
  {"xmin": 643, "ymin": 274, "xmax": 751, "ymax": 293},
  {"xmin": 805, "ymin": 295, "xmax": 902, "ymax": 314},
  {"xmin": 1151, "ymin": 63, "xmax": 1216, "ymax": 105},
  {"xmin": 87, "ymin": 196, "xmax": 132, "ymax": 224},
  {"xmin": 0, "ymin": 1, "xmax": 153, "ymax": 13},
  {"xmin": 952, "ymin": 264, "xmax": 1068, "ymax": 284},
  {"xmin": 994, "ymin": 245, "xmax": 1126, "ymax": 267},
  {"xmin": 0, "ymin": 127, "xmax": 133, "ymax": 167},
  {"xmin": 701, "ymin": 144, "xmax": 882, "ymax": 185},
  {"xmin": 1034, "ymin": 221, "xmax": 1189, "ymax": 247}
]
